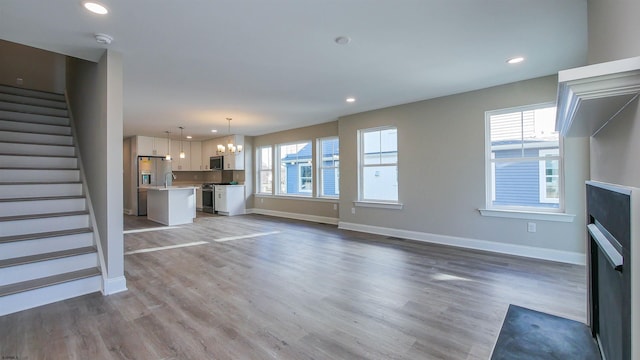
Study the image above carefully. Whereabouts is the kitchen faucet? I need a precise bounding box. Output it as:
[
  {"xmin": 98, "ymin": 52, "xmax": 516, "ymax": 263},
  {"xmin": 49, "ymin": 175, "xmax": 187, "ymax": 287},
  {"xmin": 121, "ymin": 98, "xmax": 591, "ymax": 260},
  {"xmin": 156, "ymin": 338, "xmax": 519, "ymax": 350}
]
[{"xmin": 164, "ymin": 172, "xmax": 176, "ymax": 187}]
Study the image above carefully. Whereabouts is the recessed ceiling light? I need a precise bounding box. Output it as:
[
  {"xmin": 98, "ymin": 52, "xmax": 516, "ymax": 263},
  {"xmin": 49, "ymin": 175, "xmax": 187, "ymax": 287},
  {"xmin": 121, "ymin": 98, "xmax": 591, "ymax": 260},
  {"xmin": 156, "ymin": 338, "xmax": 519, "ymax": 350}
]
[
  {"xmin": 186, "ymin": 135, "xmax": 193, "ymax": 139},
  {"xmin": 346, "ymin": 97, "xmax": 356, "ymax": 103},
  {"xmin": 211, "ymin": 129, "xmax": 218, "ymax": 133},
  {"xmin": 83, "ymin": 1, "xmax": 108, "ymax": 15},
  {"xmin": 507, "ymin": 56, "xmax": 525, "ymax": 64},
  {"xmin": 335, "ymin": 36, "xmax": 351, "ymax": 45}
]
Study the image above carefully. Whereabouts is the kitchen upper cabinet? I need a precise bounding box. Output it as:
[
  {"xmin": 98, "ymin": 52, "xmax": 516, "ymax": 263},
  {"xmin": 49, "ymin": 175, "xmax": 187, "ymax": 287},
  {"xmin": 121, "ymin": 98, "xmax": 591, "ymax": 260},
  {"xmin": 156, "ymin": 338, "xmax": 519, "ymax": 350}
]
[
  {"xmin": 136, "ymin": 136, "xmax": 170, "ymax": 157},
  {"xmin": 201, "ymin": 139, "xmax": 217, "ymax": 170},
  {"xmin": 170, "ymin": 141, "xmax": 190, "ymax": 171},
  {"xmin": 222, "ymin": 135, "xmax": 245, "ymax": 170},
  {"xmin": 190, "ymin": 141, "xmax": 202, "ymax": 171}
]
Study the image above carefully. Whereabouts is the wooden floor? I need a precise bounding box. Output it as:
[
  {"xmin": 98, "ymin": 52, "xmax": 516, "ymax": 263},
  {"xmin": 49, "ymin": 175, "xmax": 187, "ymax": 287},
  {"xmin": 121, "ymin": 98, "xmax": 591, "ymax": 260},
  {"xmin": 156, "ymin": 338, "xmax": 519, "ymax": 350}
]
[{"xmin": 0, "ymin": 213, "xmax": 587, "ymax": 359}]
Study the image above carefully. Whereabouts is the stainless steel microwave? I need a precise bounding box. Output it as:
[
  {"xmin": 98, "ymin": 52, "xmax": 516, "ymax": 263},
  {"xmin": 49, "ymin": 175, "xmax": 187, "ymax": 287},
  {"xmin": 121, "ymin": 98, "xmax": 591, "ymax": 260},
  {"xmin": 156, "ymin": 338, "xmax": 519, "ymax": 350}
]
[{"xmin": 210, "ymin": 156, "xmax": 223, "ymax": 170}]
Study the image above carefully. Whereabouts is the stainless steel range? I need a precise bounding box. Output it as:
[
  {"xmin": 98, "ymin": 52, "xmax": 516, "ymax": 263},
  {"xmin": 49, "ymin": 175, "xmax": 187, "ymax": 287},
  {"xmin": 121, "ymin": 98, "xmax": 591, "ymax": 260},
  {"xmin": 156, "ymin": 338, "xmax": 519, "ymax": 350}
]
[{"xmin": 202, "ymin": 183, "xmax": 215, "ymax": 213}]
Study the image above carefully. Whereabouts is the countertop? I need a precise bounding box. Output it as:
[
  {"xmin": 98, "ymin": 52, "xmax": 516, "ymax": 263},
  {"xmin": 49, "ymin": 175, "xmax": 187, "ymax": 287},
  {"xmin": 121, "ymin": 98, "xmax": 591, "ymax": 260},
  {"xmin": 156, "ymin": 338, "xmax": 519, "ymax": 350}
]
[{"xmin": 141, "ymin": 185, "xmax": 199, "ymax": 191}]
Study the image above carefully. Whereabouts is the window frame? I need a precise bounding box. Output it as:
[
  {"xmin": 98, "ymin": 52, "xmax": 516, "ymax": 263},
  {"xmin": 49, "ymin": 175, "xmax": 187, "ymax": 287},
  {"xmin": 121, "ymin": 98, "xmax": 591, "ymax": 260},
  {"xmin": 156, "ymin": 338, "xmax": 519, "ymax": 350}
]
[
  {"xmin": 256, "ymin": 145, "xmax": 273, "ymax": 195},
  {"xmin": 538, "ymin": 148, "xmax": 560, "ymax": 204},
  {"xmin": 298, "ymin": 163, "xmax": 312, "ymax": 193},
  {"xmin": 357, "ymin": 126, "xmax": 399, "ymax": 204},
  {"xmin": 484, "ymin": 102, "xmax": 564, "ymax": 213},
  {"xmin": 276, "ymin": 140, "xmax": 313, "ymax": 197},
  {"xmin": 317, "ymin": 136, "xmax": 340, "ymax": 198}
]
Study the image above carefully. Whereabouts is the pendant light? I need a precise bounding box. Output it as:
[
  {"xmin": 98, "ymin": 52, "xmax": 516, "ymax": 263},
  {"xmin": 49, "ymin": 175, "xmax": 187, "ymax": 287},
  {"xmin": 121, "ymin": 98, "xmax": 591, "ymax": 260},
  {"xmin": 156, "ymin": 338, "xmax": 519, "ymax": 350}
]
[
  {"xmin": 165, "ymin": 131, "xmax": 171, "ymax": 160},
  {"xmin": 179, "ymin": 126, "xmax": 186, "ymax": 159}
]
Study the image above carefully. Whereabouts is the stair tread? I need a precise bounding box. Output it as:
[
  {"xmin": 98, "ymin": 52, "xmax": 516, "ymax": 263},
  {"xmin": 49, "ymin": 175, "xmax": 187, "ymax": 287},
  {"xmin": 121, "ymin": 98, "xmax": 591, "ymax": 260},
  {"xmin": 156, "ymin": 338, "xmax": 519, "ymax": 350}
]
[
  {"xmin": 0, "ymin": 195, "xmax": 85, "ymax": 203},
  {"xmin": 0, "ymin": 118, "xmax": 70, "ymax": 127},
  {"xmin": 0, "ymin": 140, "xmax": 74, "ymax": 147},
  {"xmin": 0, "ymin": 246, "xmax": 97, "ymax": 268},
  {"xmin": 0, "ymin": 267, "xmax": 101, "ymax": 297},
  {"xmin": 0, "ymin": 95, "xmax": 67, "ymax": 108},
  {"xmin": 0, "ymin": 167, "xmax": 79, "ymax": 170},
  {"xmin": 0, "ymin": 210, "xmax": 89, "ymax": 222},
  {"xmin": 0, "ymin": 85, "xmax": 65, "ymax": 100},
  {"xmin": 0, "ymin": 181, "xmax": 82, "ymax": 185},
  {"xmin": 0, "ymin": 153, "xmax": 76, "ymax": 158},
  {"xmin": 0, "ymin": 227, "xmax": 92, "ymax": 244},
  {"xmin": 0, "ymin": 129, "xmax": 71, "ymax": 137}
]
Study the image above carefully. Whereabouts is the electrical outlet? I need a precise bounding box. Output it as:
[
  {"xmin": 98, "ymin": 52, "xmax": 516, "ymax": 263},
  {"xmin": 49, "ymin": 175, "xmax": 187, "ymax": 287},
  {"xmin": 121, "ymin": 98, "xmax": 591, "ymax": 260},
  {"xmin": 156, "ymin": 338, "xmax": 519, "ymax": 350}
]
[
  {"xmin": 351, "ymin": 207, "xmax": 355, "ymax": 215},
  {"xmin": 527, "ymin": 222, "xmax": 536, "ymax": 233},
  {"xmin": 16, "ymin": 77, "xmax": 23, "ymax": 85},
  {"xmin": 260, "ymin": 198, "xmax": 264, "ymax": 204},
  {"xmin": 333, "ymin": 204, "xmax": 337, "ymax": 210}
]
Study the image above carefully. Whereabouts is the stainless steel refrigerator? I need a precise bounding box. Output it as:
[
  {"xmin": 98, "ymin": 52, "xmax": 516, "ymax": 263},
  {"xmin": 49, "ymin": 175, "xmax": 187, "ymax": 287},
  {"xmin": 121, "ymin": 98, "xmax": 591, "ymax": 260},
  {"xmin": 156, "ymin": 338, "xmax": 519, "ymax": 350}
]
[{"xmin": 137, "ymin": 156, "xmax": 172, "ymax": 215}]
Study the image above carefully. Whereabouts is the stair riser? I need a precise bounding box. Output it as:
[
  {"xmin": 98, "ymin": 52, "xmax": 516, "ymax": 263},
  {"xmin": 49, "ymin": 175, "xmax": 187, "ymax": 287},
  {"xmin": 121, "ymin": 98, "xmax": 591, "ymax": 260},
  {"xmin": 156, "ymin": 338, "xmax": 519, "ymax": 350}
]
[
  {"xmin": 0, "ymin": 155, "xmax": 77, "ymax": 169},
  {"xmin": 0, "ymin": 253, "xmax": 98, "ymax": 286},
  {"xmin": 0, "ymin": 110, "xmax": 69, "ymax": 126},
  {"xmin": 0, "ymin": 274, "xmax": 101, "ymax": 316},
  {"xmin": 0, "ymin": 85, "xmax": 65, "ymax": 102},
  {"xmin": 0, "ymin": 232, "xmax": 94, "ymax": 260},
  {"xmin": 0, "ymin": 131, "xmax": 73, "ymax": 145},
  {"xmin": 0, "ymin": 93, "xmax": 67, "ymax": 110},
  {"xmin": 0, "ymin": 101, "xmax": 68, "ymax": 117},
  {"xmin": 0, "ymin": 214, "xmax": 89, "ymax": 237},
  {"xmin": 0, "ymin": 183, "xmax": 83, "ymax": 199},
  {"xmin": 0, "ymin": 119, "xmax": 71, "ymax": 135},
  {"xmin": 0, "ymin": 198, "xmax": 86, "ymax": 217},
  {"xmin": 0, "ymin": 142, "xmax": 75, "ymax": 157},
  {"xmin": 0, "ymin": 169, "xmax": 80, "ymax": 182}
]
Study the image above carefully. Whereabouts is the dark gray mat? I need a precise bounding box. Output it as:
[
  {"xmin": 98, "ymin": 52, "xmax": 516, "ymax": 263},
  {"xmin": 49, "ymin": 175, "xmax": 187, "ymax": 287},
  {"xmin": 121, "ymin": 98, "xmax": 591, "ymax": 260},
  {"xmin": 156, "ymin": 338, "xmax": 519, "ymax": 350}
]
[{"xmin": 491, "ymin": 304, "xmax": 601, "ymax": 360}]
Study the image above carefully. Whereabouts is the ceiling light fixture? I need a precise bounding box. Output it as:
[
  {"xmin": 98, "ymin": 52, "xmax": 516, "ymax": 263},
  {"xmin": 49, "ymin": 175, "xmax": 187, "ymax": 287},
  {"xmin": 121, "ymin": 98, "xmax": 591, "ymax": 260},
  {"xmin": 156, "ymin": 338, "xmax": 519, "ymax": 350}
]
[
  {"xmin": 211, "ymin": 129, "xmax": 218, "ymax": 133},
  {"xmin": 507, "ymin": 56, "xmax": 525, "ymax": 64},
  {"xmin": 346, "ymin": 97, "xmax": 356, "ymax": 103},
  {"xmin": 186, "ymin": 135, "xmax": 193, "ymax": 139},
  {"xmin": 335, "ymin": 36, "xmax": 351, "ymax": 45},
  {"xmin": 95, "ymin": 33, "xmax": 113, "ymax": 45},
  {"xmin": 83, "ymin": 1, "xmax": 108, "ymax": 15},
  {"xmin": 179, "ymin": 126, "xmax": 186, "ymax": 159},
  {"xmin": 165, "ymin": 131, "xmax": 172, "ymax": 160},
  {"xmin": 217, "ymin": 118, "xmax": 242, "ymax": 155}
]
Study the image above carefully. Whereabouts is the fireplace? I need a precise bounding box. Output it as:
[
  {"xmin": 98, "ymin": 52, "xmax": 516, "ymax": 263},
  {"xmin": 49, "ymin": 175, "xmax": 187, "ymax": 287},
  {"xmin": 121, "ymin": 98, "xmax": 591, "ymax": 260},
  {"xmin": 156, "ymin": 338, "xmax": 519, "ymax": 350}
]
[{"xmin": 586, "ymin": 181, "xmax": 632, "ymax": 359}]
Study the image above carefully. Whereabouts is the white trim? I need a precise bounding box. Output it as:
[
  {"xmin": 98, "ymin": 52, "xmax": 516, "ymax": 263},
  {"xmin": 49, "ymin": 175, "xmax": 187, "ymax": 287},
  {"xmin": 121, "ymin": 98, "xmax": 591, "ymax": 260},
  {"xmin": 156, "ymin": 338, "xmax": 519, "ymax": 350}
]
[
  {"xmin": 353, "ymin": 201, "xmax": 403, "ymax": 210},
  {"xmin": 247, "ymin": 208, "xmax": 338, "ymax": 225},
  {"xmin": 586, "ymin": 180, "xmax": 633, "ymax": 195},
  {"xmin": 338, "ymin": 221, "xmax": 585, "ymax": 265},
  {"xmin": 538, "ymin": 148, "xmax": 560, "ymax": 204},
  {"xmin": 123, "ymin": 208, "xmax": 134, "ymax": 215},
  {"xmin": 102, "ymin": 275, "xmax": 127, "ymax": 295},
  {"xmin": 123, "ymin": 226, "xmax": 180, "ymax": 234},
  {"xmin": 478, "ymin": 208, "xmax": 575, "ymax": 222}
]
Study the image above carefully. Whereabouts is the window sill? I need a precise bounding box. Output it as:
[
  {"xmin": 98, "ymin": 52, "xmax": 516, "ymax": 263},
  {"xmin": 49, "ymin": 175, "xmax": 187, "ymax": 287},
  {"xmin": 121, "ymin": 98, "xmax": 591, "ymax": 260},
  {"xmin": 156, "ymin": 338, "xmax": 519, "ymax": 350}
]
[
  {"xmin": 478, "ymin": 208, "xmax": 575, "ymax": 222},
  {"xmin": 354, "ymin": 201, "xmax": 403, "ymax": 210}
]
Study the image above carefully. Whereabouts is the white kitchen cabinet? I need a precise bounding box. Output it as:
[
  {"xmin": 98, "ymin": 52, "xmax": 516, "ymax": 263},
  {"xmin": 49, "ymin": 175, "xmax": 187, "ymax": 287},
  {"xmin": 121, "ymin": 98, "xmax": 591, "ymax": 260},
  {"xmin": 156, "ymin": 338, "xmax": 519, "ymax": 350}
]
[
  {"xmin": 222, "ymin": 135, "xmax": 245, "ymax": 170},
  {"xmin": 201, "ymin": 139, "xmax": 217, "ymax": 170},
  {"xmin": 170, "ymin": 141, "xmax": 190, "ymax": 171},
  {"xmin": 136, "ymin": 136, "xmax": 171, "ymax": 157},
  {"xmin": 190, "ymin": 141, "xmax": 202, "ymax": 171},
  {"xmin": 214, "ymin": 185, "xmax": 245, "ymax": 216}
]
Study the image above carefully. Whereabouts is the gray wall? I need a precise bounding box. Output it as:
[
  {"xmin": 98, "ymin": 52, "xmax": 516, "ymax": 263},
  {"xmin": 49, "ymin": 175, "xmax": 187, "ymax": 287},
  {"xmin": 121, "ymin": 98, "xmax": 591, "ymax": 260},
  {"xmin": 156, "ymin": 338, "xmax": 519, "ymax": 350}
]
[
  {"xmin": 66, "ymin": 51, "xmax": 125, "ymax": 286},
  {"xmin": 0, "ymin": 40, "xmax": 66, "ymax": 93},
  {"xmin": 252, "ymin": 121, "xmax": 339, "ymax": 219},
  {"xmin": 587, "ymin": 0, "xmax": 640, "ymax": 187},
  {"xmin": 338, "ymin": 76, "xmax": 589, "ymax": 255}
]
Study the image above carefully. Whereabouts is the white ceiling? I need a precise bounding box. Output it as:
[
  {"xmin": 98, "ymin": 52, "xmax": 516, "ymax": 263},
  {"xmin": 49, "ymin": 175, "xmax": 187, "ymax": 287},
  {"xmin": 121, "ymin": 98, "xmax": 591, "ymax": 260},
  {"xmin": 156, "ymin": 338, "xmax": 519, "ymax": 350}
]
[{"xmin": 0, "ymin": 0, "xmax": 588, "ymax": 140}]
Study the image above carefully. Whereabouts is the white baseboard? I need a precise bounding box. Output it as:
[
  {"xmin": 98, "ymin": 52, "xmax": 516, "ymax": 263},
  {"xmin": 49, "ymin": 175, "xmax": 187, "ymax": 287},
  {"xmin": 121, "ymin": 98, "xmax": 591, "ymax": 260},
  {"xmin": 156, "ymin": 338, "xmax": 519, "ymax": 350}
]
[
  {"xmin": 123, "ymin": 209, "xmax": 134, "ymax": 215},
  {"xmin": 102, "ymin": 275, "xmax": 127, "ymax": 295},
  {"xmin": 338, "ymin": 221, "xmax": 586, "ymax": 265},
  {"xmin": 247, "ymin": 208, "xmax": 339, "ymax": 225}
]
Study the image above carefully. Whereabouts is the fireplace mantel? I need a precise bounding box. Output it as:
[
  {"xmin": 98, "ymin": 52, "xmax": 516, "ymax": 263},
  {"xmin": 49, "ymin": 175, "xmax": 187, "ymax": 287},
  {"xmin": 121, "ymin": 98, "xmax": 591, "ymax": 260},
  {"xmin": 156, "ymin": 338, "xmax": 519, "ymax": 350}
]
[{"xmin": 555, "ymin": 56, "xmax": 640, "ymax": 137}]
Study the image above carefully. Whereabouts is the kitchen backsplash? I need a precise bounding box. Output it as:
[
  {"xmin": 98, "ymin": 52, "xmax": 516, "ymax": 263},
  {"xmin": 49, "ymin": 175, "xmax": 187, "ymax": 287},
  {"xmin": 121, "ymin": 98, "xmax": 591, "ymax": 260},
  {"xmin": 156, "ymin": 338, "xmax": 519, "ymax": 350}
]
[{"xmin": 173, "ymin": 170, "xmax": 244, "ymax": 184}]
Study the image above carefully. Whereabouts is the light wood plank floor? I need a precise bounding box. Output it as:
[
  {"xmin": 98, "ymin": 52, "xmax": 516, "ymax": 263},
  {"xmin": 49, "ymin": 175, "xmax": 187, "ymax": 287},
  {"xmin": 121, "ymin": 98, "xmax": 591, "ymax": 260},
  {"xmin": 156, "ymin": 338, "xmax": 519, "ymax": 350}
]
[{"xmin": 1, "ymin": 214, "xmax": 587, "ymax": 359}]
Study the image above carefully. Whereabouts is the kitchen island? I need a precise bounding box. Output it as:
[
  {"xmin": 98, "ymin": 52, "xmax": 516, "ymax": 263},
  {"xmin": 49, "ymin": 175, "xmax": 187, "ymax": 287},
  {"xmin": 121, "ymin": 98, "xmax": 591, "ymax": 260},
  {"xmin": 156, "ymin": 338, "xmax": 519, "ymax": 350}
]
[{"xmin": 145, "ymin": 186, "xmax": 198, "ymax": 226}]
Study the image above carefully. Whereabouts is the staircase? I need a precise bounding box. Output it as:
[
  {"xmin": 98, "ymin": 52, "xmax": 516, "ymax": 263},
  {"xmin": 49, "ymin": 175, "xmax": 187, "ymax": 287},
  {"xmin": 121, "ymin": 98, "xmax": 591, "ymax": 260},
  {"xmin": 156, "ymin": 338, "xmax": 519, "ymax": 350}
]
[{"xmin": 0, "ymin": 85, "xmax": 102, "ymax": 316}]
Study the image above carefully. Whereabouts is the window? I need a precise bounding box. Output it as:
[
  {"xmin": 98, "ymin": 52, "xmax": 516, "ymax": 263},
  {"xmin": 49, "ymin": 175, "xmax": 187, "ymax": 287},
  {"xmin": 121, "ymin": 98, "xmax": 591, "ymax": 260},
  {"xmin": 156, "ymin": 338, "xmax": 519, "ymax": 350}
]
[
  {"xmin": 318, "ymin": 137, "xmax": 339, "ymax": 197},
  {"xmin": 486, "ymin": 104, "xmax": 561, "ymax": 211},
  {"xmin": 257, "ymin": 146, "xmax": 272, "ymax": 194},
  {"xmin": 358, "ymin": 127, "xmax": 398, "ymax": 202},
  {"xmin": 277, "ymin": 141, "xmax": 312, "ymax": 196}
]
